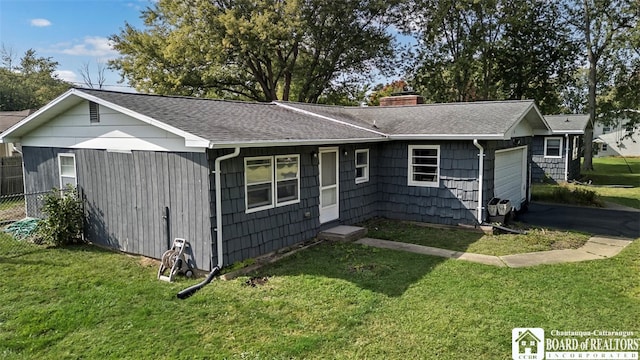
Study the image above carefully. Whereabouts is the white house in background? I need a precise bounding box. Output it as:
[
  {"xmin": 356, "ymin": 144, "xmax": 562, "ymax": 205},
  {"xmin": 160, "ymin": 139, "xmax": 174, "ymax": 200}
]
[{"xmin": 593, "ymin": 119, "xmax": 640, "ymax": 157}]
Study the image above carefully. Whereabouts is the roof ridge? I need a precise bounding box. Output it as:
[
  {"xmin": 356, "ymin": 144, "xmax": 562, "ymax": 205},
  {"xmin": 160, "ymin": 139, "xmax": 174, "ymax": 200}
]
[
  {"xmin": 277, "ymin": 99, "xmax": 536, "ymax": 111},
  {"xmin": 75, "ymin": 87, "xmax": 272, "ymax": 106}
]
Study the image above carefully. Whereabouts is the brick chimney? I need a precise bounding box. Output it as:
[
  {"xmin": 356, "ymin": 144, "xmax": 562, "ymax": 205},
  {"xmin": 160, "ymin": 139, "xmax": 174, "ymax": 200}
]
[{"xmin": 379, "ymin": 92, "xmax": 424, "ymax": 106}]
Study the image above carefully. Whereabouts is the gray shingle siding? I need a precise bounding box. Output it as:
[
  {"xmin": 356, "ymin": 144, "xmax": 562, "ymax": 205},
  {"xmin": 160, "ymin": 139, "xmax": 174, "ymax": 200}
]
[
  {"xmin": 210, "ymin": 144, "xmax": 380, "ymax": 265},
  {"xmin": 376, "ymin": 141, "xmax": 480, "ymax": 225},
  {"xmin": 531, "ymin": 135, "xmax": 581, "ymax": 183}
]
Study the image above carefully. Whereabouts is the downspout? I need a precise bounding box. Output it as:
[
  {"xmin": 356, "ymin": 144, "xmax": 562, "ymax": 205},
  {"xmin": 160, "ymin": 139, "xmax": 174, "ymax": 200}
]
[
  {"xmin": 178, "ymin": 146, "xmax": 240, "ymax": 299},
  {"xmin": 564, "ymin": 134, "xmax": 569, "ymax": 182},
  {"xmin": 473, "ymin": 139, "xmax": 485, "ymax": 224},
  {"xmin": 213, "ymin": 147, "xmax": 240, "ymax": 268}
]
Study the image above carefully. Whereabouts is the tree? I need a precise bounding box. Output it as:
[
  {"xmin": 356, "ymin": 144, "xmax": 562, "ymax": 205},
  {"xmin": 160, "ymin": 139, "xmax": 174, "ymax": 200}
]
[
  {"xmin": 79, "ymin": 61, "xmax": 107, "ymax": 89},
  {"xmin": 572, "ymin": 0, "xmax": 637, "ymax": 170},
  {"xmin": 0, "ymin": 47, "xmax": 70, "ymax": 111},
  {"xmin": 367, "ymin": 80, "xmax": 408, "ymax": 106},
  {"xmin": 109, "ymin": 0, "xmax": 398, "ymax": 103},
  {"xmin": 400, "ymin": 0, "xmax": 502, "ymax": 102},
  {"xmin": 400, "ymin": 1, "xmax": 579, "ymax": 114},
  {"xmin": 496, "ymin": 0, "xmax": 579, "ymax": 113}
]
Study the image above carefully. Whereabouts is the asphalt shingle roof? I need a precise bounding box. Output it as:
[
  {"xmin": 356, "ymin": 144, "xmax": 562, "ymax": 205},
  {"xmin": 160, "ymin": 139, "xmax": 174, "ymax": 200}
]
[
  {"xmin": 80, "ymin": 89, "xmax": 384, "ymax": 144},
  {"xmin": 0, "ymin": 110, "xmax": 31, "ymax": 133},
  {"xmin": 277, "ymin": 100, "xmax": 540, "ymax": 136},
  {"xmin": 544, "ymin": 114, "xmax": 590, "ymax": 133},
  {"xmin": 59, "ymin": 89, "xmax": 548, "ymax": 145}
]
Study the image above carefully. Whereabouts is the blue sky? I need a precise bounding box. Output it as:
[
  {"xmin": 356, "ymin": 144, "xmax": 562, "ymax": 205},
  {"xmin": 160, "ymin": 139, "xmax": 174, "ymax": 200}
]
[
  {"xmin": 0, "ymin": 0, "xmax": 151, "ymax": 90},
  {"xmin": 1, "ymin": 0, "xmax": 415, "ymax": 93}
]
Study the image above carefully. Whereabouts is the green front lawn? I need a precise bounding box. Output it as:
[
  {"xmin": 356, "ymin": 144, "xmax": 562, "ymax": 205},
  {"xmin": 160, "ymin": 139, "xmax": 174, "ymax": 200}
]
[
  {"xmin": 362, "ymin": 218, "xmax": 590, "ymax": 256},
  {"xmin": 2, "ymin": 233, "xmax": 637, "ymax": 359}
]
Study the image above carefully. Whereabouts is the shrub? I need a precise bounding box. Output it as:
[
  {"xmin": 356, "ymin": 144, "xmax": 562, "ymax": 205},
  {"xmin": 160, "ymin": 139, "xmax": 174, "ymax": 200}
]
[
  {"xmin": 38, "ymin": 186, "xmax": 84, "ymax": 246},
  {"xmin": 551, "ymin": 186, "xmax": 602, "ymax": 207}
]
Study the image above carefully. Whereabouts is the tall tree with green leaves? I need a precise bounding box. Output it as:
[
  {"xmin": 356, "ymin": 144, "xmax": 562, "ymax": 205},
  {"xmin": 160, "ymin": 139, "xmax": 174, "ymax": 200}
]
[
  {"xmin": 109, "ymin": 0, "xmax": 398, "ymax": 103},
  {"xmin": 400, "ymin": 0, "xmax": 579, "ymax": 114},
  {"xmin": 570, "ymin": 0, "xmax": 637, "ymax": 170},
  {"xmin": 0, "ymin": 48, "xmax": 69, "ymax": 111}
]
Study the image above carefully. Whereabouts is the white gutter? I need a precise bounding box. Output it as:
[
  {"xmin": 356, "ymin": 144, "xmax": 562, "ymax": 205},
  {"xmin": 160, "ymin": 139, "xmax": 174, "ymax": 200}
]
[
  {"xmin": 473, "ymin": 139, "xmax": 485, "ymax": 224},
  {"xmin": 213, "ymin": 147, "xmax": 240, "ymax": 268},
  {"xmin": 564, "ymin": 134, "xmax": 569, "ymax": 182}
]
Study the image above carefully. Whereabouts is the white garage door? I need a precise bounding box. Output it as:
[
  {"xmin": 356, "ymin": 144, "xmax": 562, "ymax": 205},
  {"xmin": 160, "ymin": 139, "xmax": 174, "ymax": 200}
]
[{"xmin": 494, "ymin": 147, "xmax": 527, "ymax": 211}]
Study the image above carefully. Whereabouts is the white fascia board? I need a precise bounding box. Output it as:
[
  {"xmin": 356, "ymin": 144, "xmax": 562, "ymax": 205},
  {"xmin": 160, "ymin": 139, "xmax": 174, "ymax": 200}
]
[
  {"xmin": 71, "ymin": 90, "xmax": 210, "ymax": 149},
  {"xmin": 551, "ymin": 130, "xmax": 585, "ymax": 135},
  {"xmin": 389, "ymin": 134, "xmax": 506, "ymax": 140},
  {"xmin": 209, "ymin": 137, "xmax": 387, "ymax": 149},
  {"xmin": 0, "ymin": 88, "xmax": 77, "ymax": 143}
]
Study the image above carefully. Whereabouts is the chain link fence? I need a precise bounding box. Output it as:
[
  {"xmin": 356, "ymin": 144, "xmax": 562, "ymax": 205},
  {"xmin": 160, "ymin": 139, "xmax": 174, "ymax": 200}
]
[{"xmin": 0, "ymin": 190, "xmax": 61, "ymax": 258}]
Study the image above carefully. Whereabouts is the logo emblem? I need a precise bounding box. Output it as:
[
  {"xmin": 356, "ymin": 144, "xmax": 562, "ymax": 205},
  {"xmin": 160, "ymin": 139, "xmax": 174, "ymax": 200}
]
[{"xmin": 512, "ymin": 328, "xmax": 545, "ymax": 360}]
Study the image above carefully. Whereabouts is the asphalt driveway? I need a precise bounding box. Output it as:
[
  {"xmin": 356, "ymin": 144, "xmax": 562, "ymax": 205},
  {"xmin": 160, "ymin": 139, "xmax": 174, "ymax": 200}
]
[{"xmin": 518, "ymin": 202, "xmax": 640, "ymax": 239}]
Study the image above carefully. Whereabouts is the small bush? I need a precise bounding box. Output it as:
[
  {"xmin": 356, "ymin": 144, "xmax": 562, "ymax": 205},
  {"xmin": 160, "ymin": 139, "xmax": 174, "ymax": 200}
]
[
  {"xmin": 550, "ymin": 186, "xmax": 602, "ymax": 207},
  {"xmin": 38, "ymin": 186, "xmax": 84, "ymax": 246}
]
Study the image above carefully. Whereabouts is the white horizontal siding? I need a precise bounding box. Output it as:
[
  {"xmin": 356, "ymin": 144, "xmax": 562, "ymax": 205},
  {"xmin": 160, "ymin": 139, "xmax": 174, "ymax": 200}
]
[{"xmin": 21, "ymin": 101, "xmax": 205, "ymax": 153}]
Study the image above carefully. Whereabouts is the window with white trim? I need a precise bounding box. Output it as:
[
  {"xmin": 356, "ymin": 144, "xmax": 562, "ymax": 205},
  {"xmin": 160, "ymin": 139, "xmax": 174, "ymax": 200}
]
[
  {"xmin": 544, "ymin": 137, "xmax": 562, "ymax": 158},
  {"xmin": 275, "ymin": 155, "xmax": 300, "ymax": 206},
  {"xmin": 58, "ymin": 153, "xmax": 77, "ymax": 188},
  {"xmin": 572, "ymin": 137, "xmax": 579, "ymax": 160},
  {"xmin": 602, "ymin": 143, "xmax": 608, "ymax": 151},
  {"xmin": 245, "ymin": 155, "xmax": 299, "ymax": 212},
  {"xmin": 355, "ymin": 149, "xmax": 369, "ymax": 184},
  {"xmin": 408, "ymin": 145, "xmax": 440, "ymax": 187}
]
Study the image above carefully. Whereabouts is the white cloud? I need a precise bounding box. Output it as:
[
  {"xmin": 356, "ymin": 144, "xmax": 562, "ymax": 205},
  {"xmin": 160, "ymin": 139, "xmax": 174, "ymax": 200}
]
[
  {"xmin": 30, "ymin": 18, "xmax": 52, "ymax": 27},
  {"xmin": 56, "ymin": 36, "xmax": 118, "ymax": 58},
  {"xmin": 54, "ymin": 70, "xmax": 80, "ymax": 83}
]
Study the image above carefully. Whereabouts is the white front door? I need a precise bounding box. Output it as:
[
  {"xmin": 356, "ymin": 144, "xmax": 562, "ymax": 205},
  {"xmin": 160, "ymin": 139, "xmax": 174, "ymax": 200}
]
[{"xmin": 319, "ymin": 147, "xmax": 339, "ymax": 223}]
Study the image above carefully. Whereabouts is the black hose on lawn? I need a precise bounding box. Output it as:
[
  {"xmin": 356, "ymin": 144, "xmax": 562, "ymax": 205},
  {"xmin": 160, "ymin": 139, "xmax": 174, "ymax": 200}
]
[{"xmin": 176, "ymin": 266, "xmax": 221, "ymax": 299}]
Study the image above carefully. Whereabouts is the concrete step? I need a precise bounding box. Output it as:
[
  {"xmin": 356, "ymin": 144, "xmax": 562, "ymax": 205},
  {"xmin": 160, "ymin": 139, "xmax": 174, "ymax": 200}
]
[{"xmin": 318, "ymin": 225, "xmax": 367, "ymax": 242}]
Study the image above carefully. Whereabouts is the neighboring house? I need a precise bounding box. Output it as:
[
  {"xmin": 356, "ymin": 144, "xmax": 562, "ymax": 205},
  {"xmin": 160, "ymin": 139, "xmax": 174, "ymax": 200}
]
[
  {"xmin": 0, "ymin": 88, "xmax": 551, "ymax": 270},
  {"xmin": 531, "ymin": 114, "xmax": 590, "ymax": 183},
  {"xmin": 593, "ymin": 119, "xmax": 640, "ymax": 157},
  {"xmin": 0, "ymin": 109, "xmax": 32, "ymax": 157}
]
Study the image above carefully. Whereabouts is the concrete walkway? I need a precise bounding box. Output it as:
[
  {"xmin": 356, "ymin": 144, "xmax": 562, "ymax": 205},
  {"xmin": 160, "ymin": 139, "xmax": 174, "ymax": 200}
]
[{"xmin": 355, "ymin": 236, "xmax": 634, "ymax": 268}]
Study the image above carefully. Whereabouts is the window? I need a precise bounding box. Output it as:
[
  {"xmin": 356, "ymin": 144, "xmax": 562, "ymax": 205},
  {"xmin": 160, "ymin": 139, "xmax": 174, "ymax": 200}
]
[
  {"xmin": 544, "ymin": 137, "xmax": 562, "ymax": 158},
  {"xmin": 602, "ymin": 126, "xmax": 610, "ymax": 134},
  {"xmin": 408, "ymin": 145, "xmax": 440, "ymax": 187},
  {"xmin": 355, "ymin": 149, "xmax": 369, "ymax": 184},
  {"xmin": 245, "ymin": 154, "xmax": 299, "ymax": 212},
  {"xmin": 602, "ymin": 143, "xmax": 608, "ymax": 151},
  {"xmin": 58, "ymin": 153, "xmax": 77, "ymax": 188},
  {"xmin": 572, "ymin": 137, "xmax": 579, "ymax": 160},
  {"xmin": 89, "ymin": 101, "xmax": 100, "ymax": 123},
  {"xmin": 275, "ymin": 155, "xmax": 299, "ymax": 206}
]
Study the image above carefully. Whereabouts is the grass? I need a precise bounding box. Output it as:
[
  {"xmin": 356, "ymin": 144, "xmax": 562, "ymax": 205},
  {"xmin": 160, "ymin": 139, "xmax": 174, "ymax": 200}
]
[
  {"xmin": 532, "ymin": 157, "xmax": 640, "ymax": 209},
  {"xmin": 361, "ymin": 218, "xmax": 590, "ymax": 256},
  {"xmin": 1, "ymin": 233, "xmax": 638, "ymax": 359},
  {"xmin": 581, "ymin": 156, "xmax": 640, "ymax": 186}
]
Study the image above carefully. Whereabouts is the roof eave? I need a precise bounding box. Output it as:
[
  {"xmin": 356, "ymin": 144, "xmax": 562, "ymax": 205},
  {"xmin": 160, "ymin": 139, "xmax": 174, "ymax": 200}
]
[
  {"xmin": 389, "ymin": 134, "xmax": 507, "ymax": 141},
  {"xmin": 0, "ymin": 88, "xmax": 77, "ymax": 143},
  {"xmin": 209, "ymin": 137, "xmax": 387, "ymax": 149}
]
